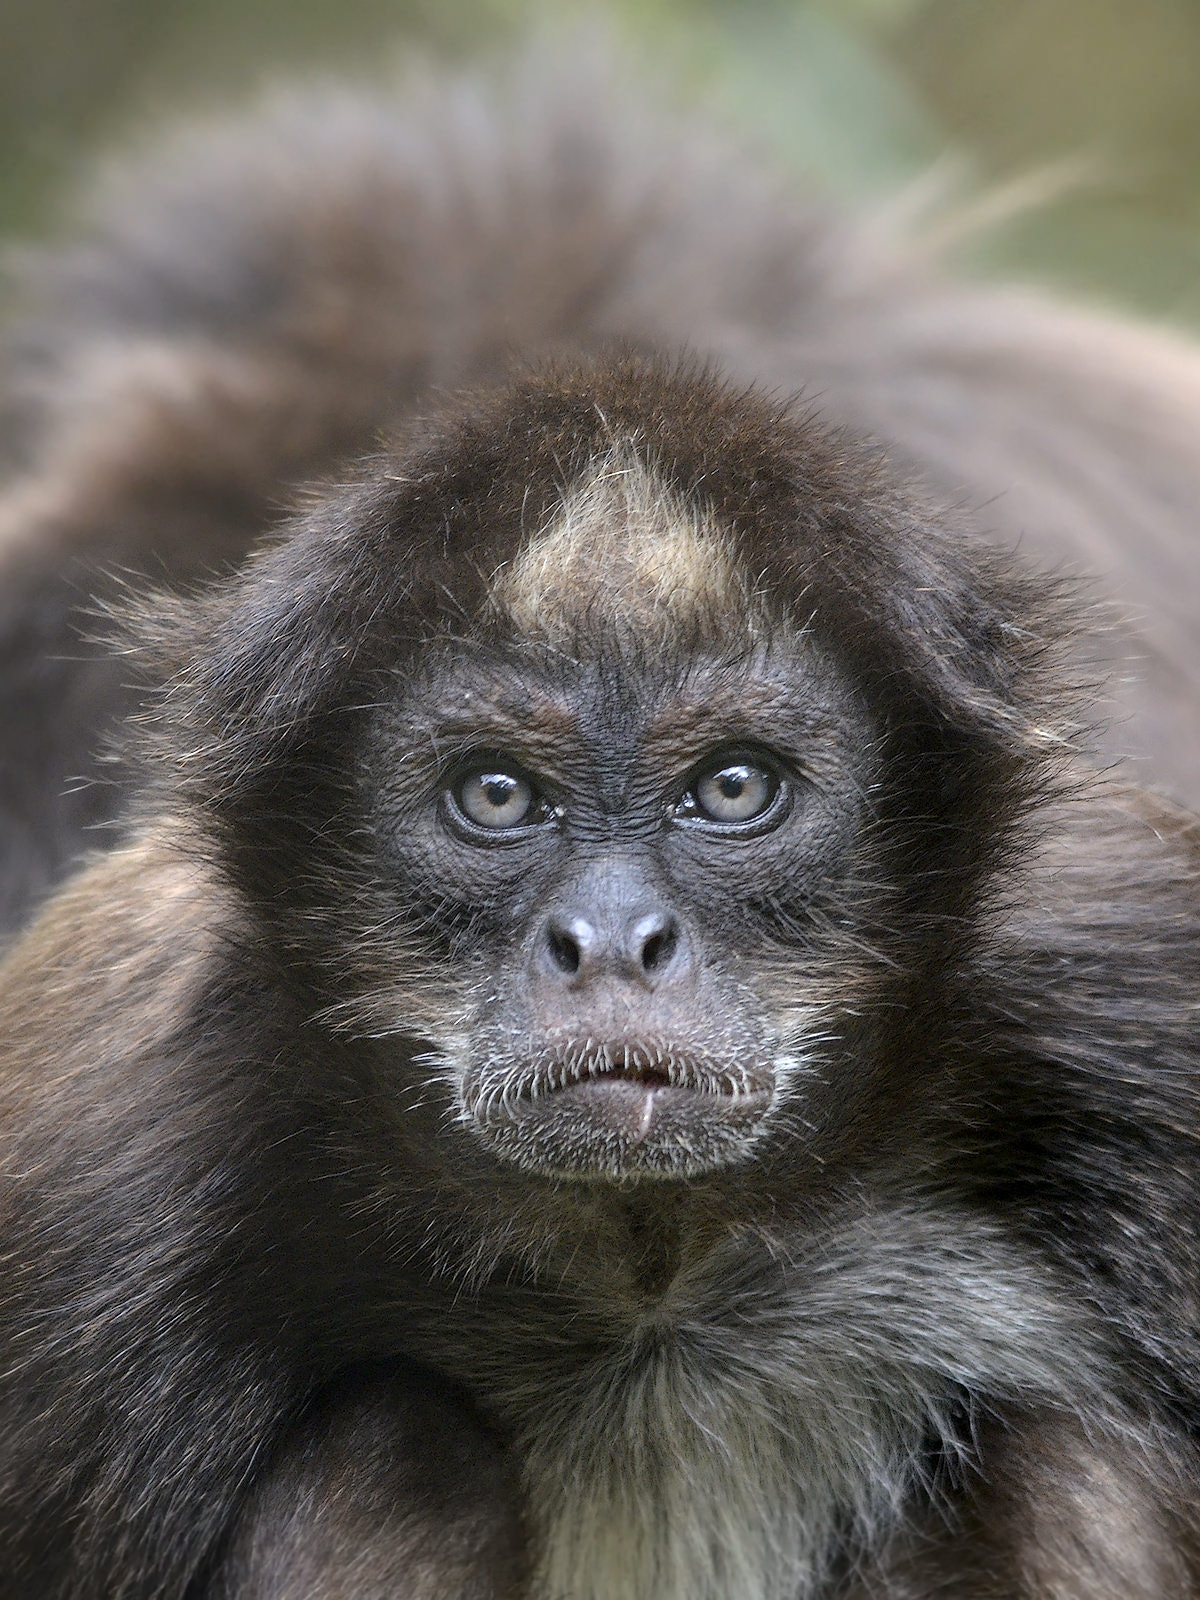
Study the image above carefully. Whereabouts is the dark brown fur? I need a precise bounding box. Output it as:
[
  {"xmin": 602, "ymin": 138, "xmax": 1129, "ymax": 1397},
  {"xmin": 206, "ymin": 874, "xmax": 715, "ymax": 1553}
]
[
  {"xmin": 2, "ymin": 40, "xmax": 1200, "ymax": 1600},
  {"xmin": 210, "ymin": 1370, "xmax": 525, "ymax": 1600}
]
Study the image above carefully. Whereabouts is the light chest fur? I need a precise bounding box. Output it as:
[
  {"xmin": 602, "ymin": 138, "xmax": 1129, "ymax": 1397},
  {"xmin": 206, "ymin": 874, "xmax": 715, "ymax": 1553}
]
[{"xmin": 427, "ymin": 1205, "xmax": 1120, "ymax": 1600}]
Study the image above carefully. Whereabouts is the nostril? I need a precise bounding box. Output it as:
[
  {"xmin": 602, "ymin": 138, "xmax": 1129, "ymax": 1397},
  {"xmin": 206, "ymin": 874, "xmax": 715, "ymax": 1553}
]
[
  {"xmin": 639, "ymin": 920, "xmax": 678, "ymax": 974},
  {"xmin": 547, "ymin": 924, "xmax": 581, "ymax": 975},
  {"xmin": 540, "ymin": 911, "xmax": 679, "ymax": 981}
]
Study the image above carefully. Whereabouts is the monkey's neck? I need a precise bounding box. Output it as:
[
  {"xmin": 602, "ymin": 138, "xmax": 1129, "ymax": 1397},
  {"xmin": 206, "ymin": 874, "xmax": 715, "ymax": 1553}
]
[
  {"xmin": 609, "ymin": 1192, "xmax": 685, "ymax": 1300},
  {"xmin": 515, "ymin": 1179, "xmax": 746, "ymax": 1311}
]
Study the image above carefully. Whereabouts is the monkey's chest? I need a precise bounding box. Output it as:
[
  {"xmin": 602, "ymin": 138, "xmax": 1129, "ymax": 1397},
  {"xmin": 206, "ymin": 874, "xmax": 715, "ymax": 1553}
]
[
  {"xmin": 415, "ymin": 1207, "xmax": 1098, "ymax": 1600},
  {"xmin": 476, "ymin": 1302, "xmax": 945, "ymax": 1600}
]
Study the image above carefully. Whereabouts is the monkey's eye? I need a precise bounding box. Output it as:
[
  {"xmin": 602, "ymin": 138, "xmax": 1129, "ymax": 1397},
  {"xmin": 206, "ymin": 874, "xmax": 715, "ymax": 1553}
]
[
  {"xmin": 675, "ymin": 758, "xmax": 783, "ymax": 829},
  {"xmin": 449, "ymin": 764, "xmax": 556, "ymax": 835}
]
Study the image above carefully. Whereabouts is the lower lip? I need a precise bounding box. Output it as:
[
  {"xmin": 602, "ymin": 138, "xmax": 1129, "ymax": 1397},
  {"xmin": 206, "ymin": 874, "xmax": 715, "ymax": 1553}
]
[
  {"xmin": 554, "ymin": 1077, "xmax": 683, "ymax": 1142},
  {"xmin": 470, "ymin": 1074, "xmax": 775, "ymax": 1177},
  {"xmin": 530, "ymin": 1076, "xmax": 768, "ymax": 1142}
]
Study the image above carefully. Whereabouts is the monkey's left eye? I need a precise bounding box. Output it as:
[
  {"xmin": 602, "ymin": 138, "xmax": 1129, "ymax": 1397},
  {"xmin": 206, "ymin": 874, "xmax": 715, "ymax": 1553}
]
[
  {"xmin": 448, "ymin": 764, "xmax": 557, "ymax": 835},
  {"xmin": 675, "ymin": 757, "xmax": 784, "ymax": 829}
]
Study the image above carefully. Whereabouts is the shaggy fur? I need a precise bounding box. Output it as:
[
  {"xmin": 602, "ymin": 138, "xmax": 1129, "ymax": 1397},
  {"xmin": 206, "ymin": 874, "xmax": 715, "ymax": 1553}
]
[
  {"xmin": 1, "ymin": 39, "xmax": 1200, "ymax": 1600},
  {"xmin": 0, "ymin": 353, "xmax": 1199, "ymax": 1597}
]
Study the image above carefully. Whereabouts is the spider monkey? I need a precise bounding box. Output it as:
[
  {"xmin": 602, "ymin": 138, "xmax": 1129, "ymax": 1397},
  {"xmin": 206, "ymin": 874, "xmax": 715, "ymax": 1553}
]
[{"xmin": 0, "ymin": 43, "xmax": 1199, "ymax": 1600}]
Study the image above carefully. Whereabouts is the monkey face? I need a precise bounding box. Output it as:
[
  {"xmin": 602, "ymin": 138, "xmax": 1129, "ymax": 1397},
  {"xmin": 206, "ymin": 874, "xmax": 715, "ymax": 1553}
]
[
  {"xmin": 358, "ymin": 462, "xmax": 883, "ymax": 1182},
  {"xmin": 365, "ymin": 645, "xmax": 878, "ymax": 1181}
]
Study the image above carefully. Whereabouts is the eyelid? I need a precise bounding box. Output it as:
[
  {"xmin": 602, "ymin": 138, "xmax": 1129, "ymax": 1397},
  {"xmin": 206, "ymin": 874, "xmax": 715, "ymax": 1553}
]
[{"xmin": 439, "ymin": 742, "xmax": 571, "ymax": 796}]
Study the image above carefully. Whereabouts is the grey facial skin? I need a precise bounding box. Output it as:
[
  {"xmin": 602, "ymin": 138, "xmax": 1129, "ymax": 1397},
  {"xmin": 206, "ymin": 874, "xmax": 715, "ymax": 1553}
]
[
  {"xmin": 365, "ymin": 559, "xmax": 874, "ymax": 1188},
  {"xmin": 0, "ymin": 40, "xmax": 1199, "ymax": 1600}
]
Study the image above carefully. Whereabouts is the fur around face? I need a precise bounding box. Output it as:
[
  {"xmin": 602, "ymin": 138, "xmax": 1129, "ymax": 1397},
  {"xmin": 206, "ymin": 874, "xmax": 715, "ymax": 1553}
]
[{"xmin": 1, "ymin": 37, "xmax": 1200, "ymax": 1600}]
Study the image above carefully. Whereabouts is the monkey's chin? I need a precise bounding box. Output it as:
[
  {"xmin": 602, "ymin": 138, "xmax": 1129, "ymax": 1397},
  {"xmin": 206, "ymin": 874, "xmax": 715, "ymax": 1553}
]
[{"xmin": 468, "ymin": 1078, "xmax": 775, "ymax": 1180}]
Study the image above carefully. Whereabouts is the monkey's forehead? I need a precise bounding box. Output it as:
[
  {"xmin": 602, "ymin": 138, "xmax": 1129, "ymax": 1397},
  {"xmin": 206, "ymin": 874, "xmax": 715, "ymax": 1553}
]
[
  {"xmin": 486, "ymin": 448, "xmax": 769, "ymax": 648},
  {"xmin": 366, "ymin": 449, "xmax": 863, "ymax": 777}
]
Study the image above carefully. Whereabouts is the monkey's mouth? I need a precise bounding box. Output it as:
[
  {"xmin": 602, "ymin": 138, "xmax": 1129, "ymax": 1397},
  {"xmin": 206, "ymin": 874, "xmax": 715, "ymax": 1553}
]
[
  {"xmin": 464, "ymin": 1041, "xmax": 776, "ymax": 1179},
  {"xmin": 521, "ymin": 1039, "xmax": 770, "ymax": 1109}
]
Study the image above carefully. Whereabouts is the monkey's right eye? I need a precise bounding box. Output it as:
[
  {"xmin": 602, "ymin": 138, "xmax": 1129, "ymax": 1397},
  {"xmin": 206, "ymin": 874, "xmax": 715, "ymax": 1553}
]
[{"xmin": 448, "ymin": 765, "xmax": 556, "ymax": 835}]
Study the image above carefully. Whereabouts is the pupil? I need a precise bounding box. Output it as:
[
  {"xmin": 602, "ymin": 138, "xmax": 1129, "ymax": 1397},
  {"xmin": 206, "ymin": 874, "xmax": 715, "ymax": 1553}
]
[
  {"xmin": 719, "ymin": 772, "xmax": 745, "ymax": 798},
  {"xmin": 485, "ymin": 778, "xmax": 514, "ymax": 807}
]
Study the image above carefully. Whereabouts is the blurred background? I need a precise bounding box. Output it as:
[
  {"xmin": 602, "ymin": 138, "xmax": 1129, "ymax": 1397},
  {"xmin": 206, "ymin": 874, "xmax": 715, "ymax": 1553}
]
[{"xmin": 4, "ymin": 0, "xmax": 1200, "ymax": 324}]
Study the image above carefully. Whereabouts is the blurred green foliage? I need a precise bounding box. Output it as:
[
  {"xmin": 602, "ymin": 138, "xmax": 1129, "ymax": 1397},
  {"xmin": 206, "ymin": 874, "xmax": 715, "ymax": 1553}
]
[{"xmin": 3, "ymin": 0, "xmax": 1200, "ymax": 321}]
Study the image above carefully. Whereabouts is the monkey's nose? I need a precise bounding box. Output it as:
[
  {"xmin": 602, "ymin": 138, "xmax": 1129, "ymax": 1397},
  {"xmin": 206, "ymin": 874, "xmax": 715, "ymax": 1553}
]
[{"xmin": 539, "ymin": 907, "xmax": 685, "ymax": 985}]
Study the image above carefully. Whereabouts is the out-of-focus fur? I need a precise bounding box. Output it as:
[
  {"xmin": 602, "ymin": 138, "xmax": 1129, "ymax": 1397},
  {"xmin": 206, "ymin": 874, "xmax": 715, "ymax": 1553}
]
[{"xmin": 2, "ymin": 43, "xmax": 1200, "ymax": 934}]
